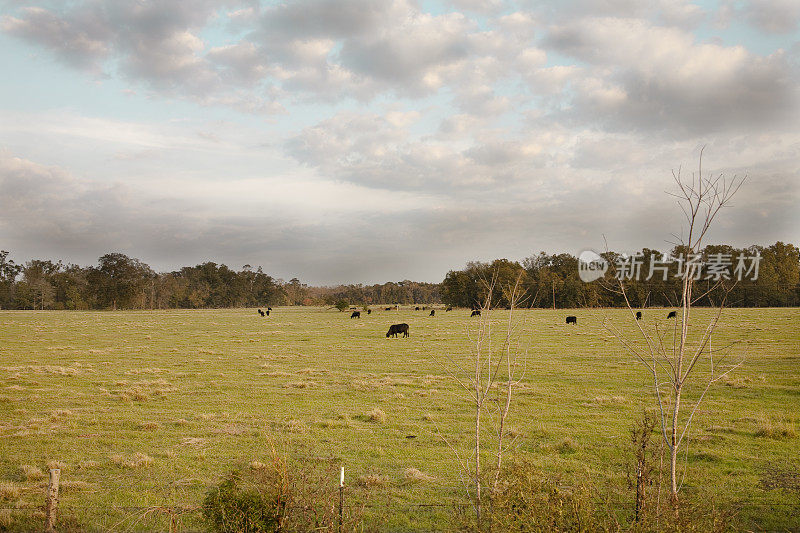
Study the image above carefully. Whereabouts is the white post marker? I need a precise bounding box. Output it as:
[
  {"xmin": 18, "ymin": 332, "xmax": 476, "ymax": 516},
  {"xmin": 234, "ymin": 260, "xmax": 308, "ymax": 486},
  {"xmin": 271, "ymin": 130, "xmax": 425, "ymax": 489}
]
[{"xmin": 338, "ymin": 466, "xmax": 345, "ymax": 533}]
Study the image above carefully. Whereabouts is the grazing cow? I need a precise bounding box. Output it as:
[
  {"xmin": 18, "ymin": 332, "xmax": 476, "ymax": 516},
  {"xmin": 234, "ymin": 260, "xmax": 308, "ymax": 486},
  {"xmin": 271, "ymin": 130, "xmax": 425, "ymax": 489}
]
[
  {"xmin": 258, "ymin": 309, "xmax": 265, "ymax": 316},
  {"xmin": 351, "ymin": 311, "xmax": 361, "ymax": 319},
  {"xmin": 429, "ymin": 310, "xmax": 435, "ymax": 317},
  {"xmin": 415, "ymin": 306, "xmax": 420, "ymax": 311},
  {"xmin": 471, "ymin": 310, "xmax": 481, "ymax": 317},
  {"xmin": 667, "ymin": 311, "xmax": 677, "ymax": 319},
  {"xmin": 367, "ymin": 309, "xmax": 372, "ymax": 315},
  {"xmin": 636, "ymin": 311, "xmax": 642, "ymax": 320},
  {"xmin": 266, "ymin": 310, "xmax": 270, "ymax": 316},
  {"xmin": 386, "ymin": 323, "xmax": 410, "ymax": 338},
  {"xmin": 268, "ymin": 307, "xmax": 272, "ymax": 311},
  {"xmin": 566, "ymin": 315, "xmax": 577, "ymax": 325},
  {"xmin": 446, "ymin": 307, "xmax": 453, "ymax": 312},
  {"xmin": 385, "ymin": 307, "xmax": 393, "ymax": 311}
]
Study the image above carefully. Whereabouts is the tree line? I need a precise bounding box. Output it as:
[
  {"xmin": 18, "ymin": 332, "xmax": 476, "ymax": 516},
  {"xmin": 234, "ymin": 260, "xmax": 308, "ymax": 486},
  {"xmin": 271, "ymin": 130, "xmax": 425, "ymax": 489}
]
[
  {"xmin": 0, "ymin": 241, "xmax": 797, "ymax": 310},
  {"xmin": 0, "ymin": 251, "xmax": 440, "ymax": 310},
  {"xmin": 441, "ymin": 242, "xmax": 800, "ymax": 309}
]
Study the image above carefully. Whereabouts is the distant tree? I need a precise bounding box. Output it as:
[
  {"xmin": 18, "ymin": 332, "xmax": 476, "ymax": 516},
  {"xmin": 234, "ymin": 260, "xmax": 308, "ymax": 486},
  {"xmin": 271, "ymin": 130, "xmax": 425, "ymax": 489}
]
[
  {"xmin": 334, "ymin": 299, "xmax": 349, "ymax": 312},
  {"xmin": 0, "ymin": 250, "xmax": 22, "ymax": 309},
  {"xmin": 17, "ymin": 260, "xmax": 60, "ymax": 309},
  {"xmin": 89, "ymin": 253, "xmax": 153, "ymax": 310},
  {"xmin": 284, "ymin": 278, "xmax": 307, "ymax": 306}
]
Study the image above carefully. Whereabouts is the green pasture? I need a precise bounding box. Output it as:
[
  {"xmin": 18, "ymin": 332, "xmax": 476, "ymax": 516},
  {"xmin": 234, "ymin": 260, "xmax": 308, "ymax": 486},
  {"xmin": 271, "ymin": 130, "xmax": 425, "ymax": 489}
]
[{"xmin": 0, "ymin": 307, "xmax": 798, "ymax": 531}]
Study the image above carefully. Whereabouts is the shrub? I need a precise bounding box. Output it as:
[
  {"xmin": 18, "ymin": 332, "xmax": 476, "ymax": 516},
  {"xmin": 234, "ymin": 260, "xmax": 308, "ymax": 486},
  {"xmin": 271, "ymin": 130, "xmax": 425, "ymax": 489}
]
[
  {"xmin": 204, "ymin": 448, "xmax": 363, "ymax": 533},
  {"xmin": 203, "ymin": 468, "xmax": 288, "ymax": 533},
  {"xmin": 485, "ymin": 458, "xmax": 598, "ymax": 532}
]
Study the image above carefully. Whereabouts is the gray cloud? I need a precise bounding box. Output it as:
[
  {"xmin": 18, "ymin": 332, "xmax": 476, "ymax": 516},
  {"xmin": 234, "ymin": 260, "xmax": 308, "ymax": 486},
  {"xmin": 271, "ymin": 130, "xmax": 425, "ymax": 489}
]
[
  {"xmin": 726, "ymin": 0, "xmax": 800, "ymax": 34},
  {"xmin": 544, "ymin": 17, "xmax": 800, "ymax": 135}
]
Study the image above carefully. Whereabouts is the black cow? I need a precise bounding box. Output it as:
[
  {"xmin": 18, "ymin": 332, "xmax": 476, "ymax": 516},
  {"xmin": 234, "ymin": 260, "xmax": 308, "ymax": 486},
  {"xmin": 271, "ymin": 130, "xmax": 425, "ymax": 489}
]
[
  {"xmin": 471, "ymin": 310, "xmax": 481, "ymax": 317},
  {"xmin": 636, "ymin": 311, "xmax": 642, "ymax": 320},
  {"xmin": 446, "ymin": 307, "xmax": 453, "ymax": 312},
  {"xmin": 429, "ymin": 310, "xmax": 435, "ymax": 317},
  {"xmin": 266, "ymin": 310, "xmax": 270, "ymax": 316},
  {"xmin": 386, "ymin": 323, "xmax": 409, "ymax": 338},
  {"xmin": 415, "ymin": 307, "xmax": 420, "ymax": 311},
  {"xmin": 351, "ymin": 311, "xmax": 361, "ymax": 319},
  {"xmin": 385, "ymin": 307, "xmax": 393, "ymax": 311},
  {"xmin": 667, "ymin": 311, "xmax": 677, "ymax": 319},
  {"xmin": 566, "ymin": 316, "xmax": 577, "ymax": 325},
  {"xmin": 367, "ymin": 309, "xmax": 372, "ymax": 315},
  {"xmin": 258, "ymin": 309, "xmax": 265, "ymax": 316},
  {"xmin": 268, "ymin": 307, "xmax": 272, "ymax": 311}
]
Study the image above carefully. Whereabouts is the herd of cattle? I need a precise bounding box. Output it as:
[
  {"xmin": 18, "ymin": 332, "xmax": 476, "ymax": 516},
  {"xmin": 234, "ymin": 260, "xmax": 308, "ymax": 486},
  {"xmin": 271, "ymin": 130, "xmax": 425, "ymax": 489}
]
[{"xmin": 256, "ymin": 306, "xmax": 680, "ymax": 338}]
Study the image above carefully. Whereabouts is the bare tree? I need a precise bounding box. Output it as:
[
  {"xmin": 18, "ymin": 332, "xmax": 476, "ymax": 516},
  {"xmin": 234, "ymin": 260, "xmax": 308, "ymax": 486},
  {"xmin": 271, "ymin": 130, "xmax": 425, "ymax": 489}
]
[
  {"xmin": 431, "ymin": 272, "xmax": 528, "ymax": 530},
  {"xmin": 603, "ymin": 149, "xmax": 745, "ymax": 506}
]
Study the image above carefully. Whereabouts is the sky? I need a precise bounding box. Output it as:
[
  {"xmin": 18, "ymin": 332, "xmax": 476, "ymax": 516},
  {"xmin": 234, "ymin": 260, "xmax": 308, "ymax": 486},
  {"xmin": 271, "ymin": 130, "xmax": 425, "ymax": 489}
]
[{"xmin": 0, "ymin": 0, "xmax": 798, "ymax": 285}]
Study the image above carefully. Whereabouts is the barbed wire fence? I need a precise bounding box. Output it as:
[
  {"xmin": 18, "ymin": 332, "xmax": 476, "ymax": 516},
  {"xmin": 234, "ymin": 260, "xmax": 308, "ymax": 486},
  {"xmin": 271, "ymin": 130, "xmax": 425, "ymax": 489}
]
[{"xmin": 2, "ymin": 466, "xmax": 799, "ymax": 533}]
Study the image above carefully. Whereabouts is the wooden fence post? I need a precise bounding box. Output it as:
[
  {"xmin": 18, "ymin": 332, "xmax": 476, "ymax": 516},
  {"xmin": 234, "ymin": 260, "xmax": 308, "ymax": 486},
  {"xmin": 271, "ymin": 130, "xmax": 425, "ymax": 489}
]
[{"xmin": 44, "ymin": 468, "xmax": 60, "ymax": 533}]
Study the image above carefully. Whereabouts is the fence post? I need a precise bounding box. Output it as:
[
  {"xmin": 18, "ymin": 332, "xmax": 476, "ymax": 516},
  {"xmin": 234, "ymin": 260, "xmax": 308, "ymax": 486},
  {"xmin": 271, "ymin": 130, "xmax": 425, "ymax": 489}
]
[
  {"xmin": 44, "ymin": 468, "xmax": 60, "ymax": 533},
  {"xmin": 339, "ymin": 466, "xmax": 344, "ymax": 533}
]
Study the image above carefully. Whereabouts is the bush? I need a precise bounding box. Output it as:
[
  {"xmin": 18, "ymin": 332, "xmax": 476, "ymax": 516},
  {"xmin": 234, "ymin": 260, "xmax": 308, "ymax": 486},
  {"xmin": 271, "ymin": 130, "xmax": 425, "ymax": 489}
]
[
  {"xmin": 486, "ymin": 458, "xmax": 598, "ymax": 532},
  {"xmin": 203, "ymin": 467, "xmax": 288, "ymax": 533},
  {"xmin": 203, "ymin": 449, "xmax": 363, "ymax": 533}
]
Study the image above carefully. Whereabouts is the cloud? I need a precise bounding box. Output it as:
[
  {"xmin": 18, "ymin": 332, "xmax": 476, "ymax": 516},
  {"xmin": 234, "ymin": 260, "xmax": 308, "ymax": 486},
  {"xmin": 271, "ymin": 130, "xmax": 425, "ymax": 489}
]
[
  {"xmin": 544, "ymin": 16, "xmax": 800, "ymax": 134},
  {"xmin": 724, "ymin": 0, "xmax": 800, "ymax": 34},
  {"xmin": 2, "ymin": 6, "xmax": 110, "ymax": 71}
]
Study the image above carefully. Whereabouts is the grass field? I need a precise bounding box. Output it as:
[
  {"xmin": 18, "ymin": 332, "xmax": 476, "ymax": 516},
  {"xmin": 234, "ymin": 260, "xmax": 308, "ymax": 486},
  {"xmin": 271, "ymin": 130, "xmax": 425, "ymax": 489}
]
[{"xmin": 1, "ymin": 306, "xmax": 799, "ymax": 531}]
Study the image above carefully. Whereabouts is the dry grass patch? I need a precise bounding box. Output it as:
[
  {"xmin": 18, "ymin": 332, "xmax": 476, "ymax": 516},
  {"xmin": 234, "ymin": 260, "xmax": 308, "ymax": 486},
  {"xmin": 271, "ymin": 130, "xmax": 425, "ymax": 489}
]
[
  {"xmin": 587, "ymin": 395, "xmax": 626, "ymax": 406},
  {"xmin": 110, "ymin": 452, "xmax": 154, "ymax": 468},
  {"xmin": 61, "ymin": 480, "xmax": 93, "ymax": 491},
  {"xmin": 19, "ymin": 465, "xmax": 45, "ymax": 481},
  {"xmin": 366, "ymin": 408, "xmax": 386, "ymax": 424},
  {"xmin": 357, "ymin": 474, "xmax": 390, "ymax": 488},
  {"xmin": 47, "ymin": 460, "xmax": 68, "ymax": 471},
  {"xmin": 49, "ymin": 409, "xmax": 73, "ymax": 421},
  {"xmin": 723, "ymin": 376, "xmax": 751, "ymax": 388},
  {"xmin": 77, "ymin": 461, "xmax": 99, "ymax": 470},
  {"xmin": 286, "ymin": 419, "xmax": 308, "ymax": 433},
  {"xmin": 755, "ymin": 415, "xmax": 796, "ymax": 440},
  {"xmin": 0, "ymin": 482, "xmax": 20, "ymax": 501},
  {"xmin": 403, "ymin": 468, "xmax": 435, "ymax": 483},
  {"xmin": 138, "ymin": 421, "xmax": 161, "ymax": 430},
  {"xmin": 285, "ymin": 380, "xmax": 316, "ymax": 388},
  {"xmin": 0, "ymin": 509, "xmax": 12, "ymax": 528}
]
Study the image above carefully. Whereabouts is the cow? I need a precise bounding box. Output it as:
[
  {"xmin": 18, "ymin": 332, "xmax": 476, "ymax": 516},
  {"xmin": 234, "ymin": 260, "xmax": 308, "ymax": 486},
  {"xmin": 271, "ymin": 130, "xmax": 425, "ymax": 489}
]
[
  {"xmin": 367, "ymin": 309, "xmax": 372, "ymax": 315},
  {"xmin": 385, "ymin": 307, "xmax": 393, "ymax": 311},
  {"xmin": 667, "ymin": 311, "xmax": 677, "ymax": 319},
  {"xmin": 636, "ymin": 311, "xmax": 642, "ymax": 320},
  {"xmin": 566, "ymin": 316, "xmax": 577, "ymax": 325},
  {"xmin": 265, "ymin": 310, "xmax": 270, "ymax": 316},
  {"xmin": 415, "ymin": 307, "xmax": 420, "ymax": 311},
  {"xmin": 446, "ymin": 307, "xmax": 453, "ymax": 312},
  {"xmin": 268, "ymin": 307, "xmax": 272, "ymax": 311},
  {"xmin": 386, "ymin": 323, "xmax": 409, "ymax": 338},
  {"xmin": 429, "ymin": 310, "xmax": 435, "ymax": 317},
  {"xmin": 471, "ymin": 310, "xmax": 481, "ymax": 317},
  {"xmin": 258, "ymin": 309, "xmax": 265, "ymax": 317},
  {"xmin": 351, "ymin": 311, "xmax": 361, "ymax": 319},
  {"xmin": 422, "ymin": 306, "xmax": 428, "ymax": 310}
]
